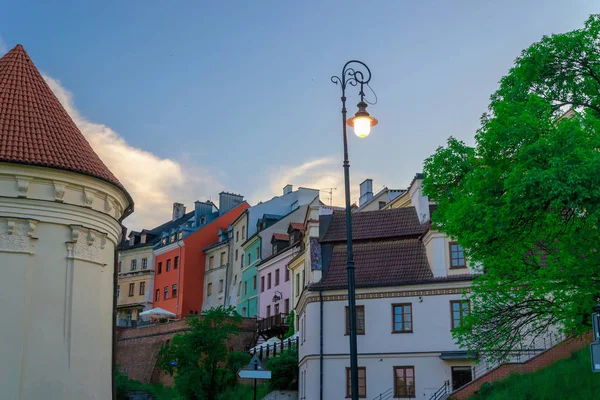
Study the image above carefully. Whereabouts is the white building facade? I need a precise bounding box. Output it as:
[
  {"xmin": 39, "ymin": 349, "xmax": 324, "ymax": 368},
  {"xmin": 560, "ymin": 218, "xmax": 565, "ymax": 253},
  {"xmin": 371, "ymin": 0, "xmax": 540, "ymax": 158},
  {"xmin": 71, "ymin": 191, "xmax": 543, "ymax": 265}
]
[
  {"xmin": 296, "ymin": 175, "xmax": 476, "ymax": 400},
  {"xmin": 0, "ymin": 45, "xmax": 133, "ymax": 399}
]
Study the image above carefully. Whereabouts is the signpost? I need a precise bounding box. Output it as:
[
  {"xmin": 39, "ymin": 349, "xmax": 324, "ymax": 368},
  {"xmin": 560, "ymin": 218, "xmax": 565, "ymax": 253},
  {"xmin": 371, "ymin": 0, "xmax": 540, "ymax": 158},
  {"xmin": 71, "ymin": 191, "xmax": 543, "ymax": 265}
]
[
  {"xmin": 238, "ymin": 354, "xmax": 272, "ymax": 400},
  {"xmin": 591, "ymin": 306, "xmax": 600, "ymax": 372}
]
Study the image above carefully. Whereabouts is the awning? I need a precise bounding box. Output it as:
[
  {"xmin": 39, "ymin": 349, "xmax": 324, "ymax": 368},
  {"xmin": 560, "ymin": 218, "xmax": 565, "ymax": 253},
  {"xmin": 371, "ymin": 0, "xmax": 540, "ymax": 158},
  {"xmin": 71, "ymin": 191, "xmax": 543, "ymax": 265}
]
[
  {"xmin": 138, "ymin": 307, "xmax": 176, "ymax": 320},
  {"xmin": 439, "ymin": 351, "xmax": 477, "ymax": 360}
]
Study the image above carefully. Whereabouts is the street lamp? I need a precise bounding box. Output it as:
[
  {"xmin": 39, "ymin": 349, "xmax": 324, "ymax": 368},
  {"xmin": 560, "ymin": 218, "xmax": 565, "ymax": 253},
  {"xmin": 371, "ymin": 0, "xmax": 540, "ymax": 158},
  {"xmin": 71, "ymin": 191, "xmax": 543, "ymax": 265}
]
[{"xmin": 331, "ymin": 60, "xmax": 378, "ymax": 400}]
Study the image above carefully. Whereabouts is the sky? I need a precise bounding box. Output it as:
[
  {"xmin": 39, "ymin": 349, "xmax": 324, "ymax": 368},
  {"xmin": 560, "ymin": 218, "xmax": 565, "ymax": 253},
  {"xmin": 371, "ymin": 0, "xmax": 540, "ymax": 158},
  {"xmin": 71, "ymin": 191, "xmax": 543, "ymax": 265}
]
[{"xmin": 0, "ymin": 1, "xmax": 596, "ymax": 230}]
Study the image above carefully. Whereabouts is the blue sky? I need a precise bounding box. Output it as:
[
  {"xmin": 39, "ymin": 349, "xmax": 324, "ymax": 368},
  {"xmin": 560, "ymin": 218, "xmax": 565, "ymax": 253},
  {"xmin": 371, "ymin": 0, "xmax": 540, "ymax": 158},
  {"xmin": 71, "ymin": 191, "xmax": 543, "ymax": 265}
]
[{"xmin": 0, "ymin": 1, "xmax": 596, "ymax": 229}]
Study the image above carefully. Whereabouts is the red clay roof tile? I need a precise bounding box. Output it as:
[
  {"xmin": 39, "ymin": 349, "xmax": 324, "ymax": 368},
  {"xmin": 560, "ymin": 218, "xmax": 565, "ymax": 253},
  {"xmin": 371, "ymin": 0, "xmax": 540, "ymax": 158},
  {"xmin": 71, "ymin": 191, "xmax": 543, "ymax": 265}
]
[{"xmin": 0, "ymin": 44, "xmax": 123, "ymax": 189}]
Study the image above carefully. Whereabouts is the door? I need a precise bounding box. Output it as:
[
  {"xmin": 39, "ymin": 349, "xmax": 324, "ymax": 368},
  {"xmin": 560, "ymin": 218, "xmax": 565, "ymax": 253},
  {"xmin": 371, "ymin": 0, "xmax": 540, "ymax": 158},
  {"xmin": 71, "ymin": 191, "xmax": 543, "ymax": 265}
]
[{"xmin": 452, "ymin": 366, "xmax": 473, "ymax": 390}]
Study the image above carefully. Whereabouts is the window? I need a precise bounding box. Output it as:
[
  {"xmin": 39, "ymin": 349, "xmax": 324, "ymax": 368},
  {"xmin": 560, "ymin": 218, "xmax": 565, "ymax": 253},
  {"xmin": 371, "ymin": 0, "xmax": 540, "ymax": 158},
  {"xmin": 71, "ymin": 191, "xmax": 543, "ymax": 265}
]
[
  {"xmin": 285, "ymin": 268, "xmax": 290, "ymax": 282},
  {"xmin": 242, "ymin": 226, "xmax": 245, "ymax": 240},
  {"xmin": 219, "ymin": 279, "xmax": 224, "ymax": 293},
  {"xmin": 170, "ymin": 234, "xmax": 175, "ymax": 242},
  {"xmin": 139, "ymin": 281, "xmax": 145, "ymax": 296},
  {"xmin": 275, "ymin": 303, "xmax": 280, "ymax": 314},
  {"xmin": 449, "ymin": 242, "xmax": 466, "ymax": 268},
  {"xmin": 233, "ymin": 275, "xmax": 237, "ymax": 285},
  {"xmin": 178, "ymin": 231, "xmax": 183, "ymax": 240},
  {"xmin": 346, "ymin": 367, "xmax": 367, "ymax": 398},
  {"xmin": 118, "ymin": 261, "xmax": 121, "ymax": 273},
  {"xmin": 275, "ymin": 269, "xmax": 280, "ymax": 286},
  {"xmin": 172, "ymin": 284, "xmax": 177, "ymax": 297},
  {"xmin": 236, "ymin": 231, "xmax": 239, "ymax": 242},
  {"xmin": 302, "ymin": 270, "xmax": 305, "ymax": 288},
  {"xmin": 378, "ymin": 201, "xmax": 386, "ymax": 209},
  {"xmin": 268, "ymin": 273, "xmax": 272, "ymax": 289},
  {"xmin": 155, "ymin": 289, "xmax": 160, "ymax": 301},
  {"xmin": 209, "ymin": 256, "xmax": 214, "ymax": 269},
  {"xmin": 451, "ymin": 300, "xmax": 470, "ymax": 329},
  {"xmin": 253, "ymin": 275, "xmax": 257, "ymax": 290},
  {"xmin": 164, "ymin": 286, "xmax": 169, "ymax": 299},
  {"xmin": 272, "ymin": 243, "xmax": 277, "ymax": 254},
  {"xmin": 174, "ymin": 256, "xmax": 179, "ymax": 269},
  {"xmin": 392, "ymin": 304, "xmax": 413, "ymax": 333},
  {"xmin": 261, "ymin": 276, "xmax": 265, "ymax": 292},
  {"xmin": 207, "ymin": 283, "xmax": 213, "ymax": 296},
  {"xmin": 220, "ymin": 252, "xmax": 226, "ymax": 266},
  {"xmin": 346, "ymin": 305, "xmax": 365, "ymax": 335},
  {"xmin": 242, "ymin": 307, "xmax": 247, "ymax": 317},
  {"xmin": 142, "ymin": 258, "xmax": 148, "ymax": 269},
  {"xmin": 256, "ymin": 247, "xmax": 260, "ymax": 260},
  {"xmin": 248, "ymin": 253, "xmax": 252, "ymax": 266},
  {"xmin": 166, "ymin": 259, "xmax": 171, "ymax": 272},
  {"xmin": 296, "ymin": 273, "xmax": 300, "ymax": 297},
  {"xmin": 162, "ymin": 237, "xmax": 167, "ymax": 245},
  {"xmin": 200, "ymin": 216, "xmax": 206, "ymax": 225},
  {"xmin": 158, "ymin": 262, "xmax": 162, "ymax": 274},
  {"xmin": 235, "ymin": 249, "xmax": 238, "ymax": 260},
  {"xmin": 130, "ymin": 259, "xmax": 137, "ymax": 271},
  {"xmin": 244, "ymin": 281, "xmax": 248, "ymax": 296},
  {"xmin": 117, "ymin": 285, "xmax": 120, "ymax": 298},
  {"xmin": 266, "ymin": 304, "xmax": 272, "ymax": 317},
  {"xmin": 285, "ymin": 298, "xmax": 289, "ymax": 314},
  {"xmin": 128, "ymin": 283, "xmax": 135, "ymax": 297},
  {"xmin": 394, "ymin": 367, "xmax": 415, "ymax": 398}
]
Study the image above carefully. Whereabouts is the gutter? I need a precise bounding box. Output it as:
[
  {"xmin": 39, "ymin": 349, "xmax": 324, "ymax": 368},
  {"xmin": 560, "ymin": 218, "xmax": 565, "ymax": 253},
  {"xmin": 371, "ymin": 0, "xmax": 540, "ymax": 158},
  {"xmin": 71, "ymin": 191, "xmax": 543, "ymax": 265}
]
[
  {"xmin": 112, "ymin": 204, "xmax": 134, "ymax": 400},
  {"xmin": 175, "ymin": 239, "xmax": 183, "ymax": 317}
]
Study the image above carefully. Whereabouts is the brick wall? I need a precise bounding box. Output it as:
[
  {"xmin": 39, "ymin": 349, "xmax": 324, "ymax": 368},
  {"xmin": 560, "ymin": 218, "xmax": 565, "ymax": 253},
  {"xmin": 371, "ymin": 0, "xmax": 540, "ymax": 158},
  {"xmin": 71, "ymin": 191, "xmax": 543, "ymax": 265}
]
[
  {"xmin": 116, "ymin": 317, "xmax": 257, "ymax": 386},
  {"xmin": 450, "ymin": 332, "xmax": 593, "ymax": 400}
]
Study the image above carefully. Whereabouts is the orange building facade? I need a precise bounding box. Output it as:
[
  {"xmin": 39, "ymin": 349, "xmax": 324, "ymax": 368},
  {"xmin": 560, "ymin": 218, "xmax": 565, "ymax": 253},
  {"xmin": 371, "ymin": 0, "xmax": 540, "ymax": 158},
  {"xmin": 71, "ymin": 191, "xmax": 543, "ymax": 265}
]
[{"xmin": 153, "ymin": 202, "xmax": 249, "ymax": 318}]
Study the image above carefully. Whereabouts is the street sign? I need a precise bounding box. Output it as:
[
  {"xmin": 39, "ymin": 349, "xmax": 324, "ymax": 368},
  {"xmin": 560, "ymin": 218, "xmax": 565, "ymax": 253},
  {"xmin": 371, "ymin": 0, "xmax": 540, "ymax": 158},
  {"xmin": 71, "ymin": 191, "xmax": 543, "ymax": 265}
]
[
  {"xmin": 591, "ymin": 342, "xmax": 600, "ymax": 372},
  {"xmin": 248, "ymin": 353, "xmax": 264, "ymax": 370},
  {"xmin": 238, "ymin": 369, "xmax": 272, "ymax": 379}
]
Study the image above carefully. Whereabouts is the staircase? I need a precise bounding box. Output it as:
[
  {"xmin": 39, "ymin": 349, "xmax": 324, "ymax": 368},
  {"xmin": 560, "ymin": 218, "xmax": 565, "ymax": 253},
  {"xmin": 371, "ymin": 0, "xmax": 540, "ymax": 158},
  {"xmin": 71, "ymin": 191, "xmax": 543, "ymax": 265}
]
[
  {"xmin": 371, "ymin": 388, "xmax": 393, "ymax": 400},
  {"xmin": 429, "ymin": 380, "xmax": 450, "ymax": 400}
]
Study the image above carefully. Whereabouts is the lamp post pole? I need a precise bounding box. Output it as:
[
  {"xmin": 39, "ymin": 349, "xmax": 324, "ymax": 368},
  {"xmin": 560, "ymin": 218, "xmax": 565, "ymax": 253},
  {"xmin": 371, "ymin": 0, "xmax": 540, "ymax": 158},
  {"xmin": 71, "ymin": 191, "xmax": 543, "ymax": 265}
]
[{"xmin": 332, "ymin": 60, "xmax": 376, "ymax": 400}]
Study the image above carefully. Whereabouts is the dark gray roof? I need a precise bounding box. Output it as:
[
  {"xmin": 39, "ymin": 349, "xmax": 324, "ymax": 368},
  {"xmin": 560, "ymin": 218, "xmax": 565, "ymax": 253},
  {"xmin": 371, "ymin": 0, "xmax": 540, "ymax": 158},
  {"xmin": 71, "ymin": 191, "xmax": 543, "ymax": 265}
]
[{"xmin": 120, "ymin": 210, "xmax": 195, "ymax": 251}]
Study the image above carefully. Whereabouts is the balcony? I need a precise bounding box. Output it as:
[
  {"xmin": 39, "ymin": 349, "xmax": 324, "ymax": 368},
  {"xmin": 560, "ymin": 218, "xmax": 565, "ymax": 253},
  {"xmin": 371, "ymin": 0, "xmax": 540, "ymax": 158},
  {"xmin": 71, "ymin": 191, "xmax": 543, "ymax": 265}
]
[{"xmin": 257, "ymin": 313, "xmax": 289, "ymax": 340}]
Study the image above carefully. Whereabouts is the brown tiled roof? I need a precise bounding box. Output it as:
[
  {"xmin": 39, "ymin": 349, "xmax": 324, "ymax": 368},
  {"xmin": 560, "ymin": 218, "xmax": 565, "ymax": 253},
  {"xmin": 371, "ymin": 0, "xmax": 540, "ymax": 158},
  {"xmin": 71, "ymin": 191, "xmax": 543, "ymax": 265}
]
[
  {"xmin": 289, "ymin": 222, "xmax": 305, "ymax": 232},
  {"xmin": 321, "ymin": 207, "xmax": 427, "ymax": 243},
  {"xmin": 0, "ymin": 44, "xmax": 123, "ymax": 189},
  {"xmin": 310, "ymin": 240, "xmax": 433, "ymax": 290},
  {"xmin": 310, "ymin": 239, "xmax": 474, "ymax": 291},
  {"xmin": 272, "ymin": 233, "xmax": 289, "ymax": 241}
]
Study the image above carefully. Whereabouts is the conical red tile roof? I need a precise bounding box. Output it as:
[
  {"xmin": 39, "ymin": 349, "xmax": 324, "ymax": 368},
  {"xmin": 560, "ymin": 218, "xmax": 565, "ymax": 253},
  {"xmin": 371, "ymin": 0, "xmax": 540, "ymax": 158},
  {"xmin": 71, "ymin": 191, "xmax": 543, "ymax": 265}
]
[{"xmin": 0, "ymin": 44, "xmax": 124, "ymax": 190}]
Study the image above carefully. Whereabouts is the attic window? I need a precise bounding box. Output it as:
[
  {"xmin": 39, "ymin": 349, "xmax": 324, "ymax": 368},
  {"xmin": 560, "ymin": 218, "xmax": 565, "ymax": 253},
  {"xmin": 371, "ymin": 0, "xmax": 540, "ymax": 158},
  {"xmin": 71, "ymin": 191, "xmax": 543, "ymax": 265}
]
[
  {"xmin": 178, "ymin": 232, "xmax": 183, "ymax": 240},
  {"xmin": 129, "ymin": 237, "xmax": 135, "ymax": 246},
  {"xmin": 200, "ymin": 216, "xmax": 206, "ymax": 225},
  {"xmin": 162, "ymin": 237, "xmax": 167, "ymax": 245},
  {"xmin": 140, "ymin": 233, "xmax": 146, "ymax": 244},
  {"xmin": 170, "ymin": 234, "xmax": 175, "ymax": 242}
]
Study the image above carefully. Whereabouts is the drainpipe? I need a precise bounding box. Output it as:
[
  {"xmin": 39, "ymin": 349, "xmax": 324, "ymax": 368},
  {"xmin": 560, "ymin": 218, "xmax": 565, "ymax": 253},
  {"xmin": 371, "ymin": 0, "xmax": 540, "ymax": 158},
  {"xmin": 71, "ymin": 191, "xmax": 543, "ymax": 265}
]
[
  {"xmin": 319, "ymin": 290, "xmax": 324, "ymax": 400},
  {"xmin": 113, "ymin": 204, "xmax": 134, "ymax": 400},
  {"xmin": 175, "ymin": 239, "xmax": 182, "ymax": 317}
]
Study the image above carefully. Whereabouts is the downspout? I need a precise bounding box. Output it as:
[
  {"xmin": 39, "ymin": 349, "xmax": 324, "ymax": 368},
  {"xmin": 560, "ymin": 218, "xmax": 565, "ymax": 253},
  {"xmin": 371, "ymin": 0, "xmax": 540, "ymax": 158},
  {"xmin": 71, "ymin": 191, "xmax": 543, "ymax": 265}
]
[
  {"xmin": 319, "ymin": 290, "xmax": 324, "ymax": 400},
  {"xmin": 175, "ymin": 239, "xmax": 182, "ymax": 317},
  {"xmin": 113, "ymin": 204, "xmax": 134, "ymax": 400}
]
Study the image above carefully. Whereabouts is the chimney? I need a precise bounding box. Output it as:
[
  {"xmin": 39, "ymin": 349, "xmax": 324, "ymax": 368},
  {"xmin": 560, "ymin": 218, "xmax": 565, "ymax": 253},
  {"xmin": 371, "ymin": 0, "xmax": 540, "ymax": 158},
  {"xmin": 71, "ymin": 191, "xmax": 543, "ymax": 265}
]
[
  {"xmin": 283, "ymin": 184, "xmax": 293, "ymax": 195},
  {"xmin": 219, "ymin": 192, "xmax": 244, "ymax": 216},
  {"xmin": 359, "ymin": 179, "xmax": 373, "ymax": 206},
  {"xmin": 172, "ymin": 202, "xmax": 186, "ymax": 221},
  {"xmin": 409, "ymin": 173, "xmax": 430, "ymax": 223}
]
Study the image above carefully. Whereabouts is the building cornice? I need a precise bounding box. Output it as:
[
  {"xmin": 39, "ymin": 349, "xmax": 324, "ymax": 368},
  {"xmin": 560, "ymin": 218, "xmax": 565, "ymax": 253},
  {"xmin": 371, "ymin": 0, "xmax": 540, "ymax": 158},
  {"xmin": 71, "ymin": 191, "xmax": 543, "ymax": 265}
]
[
  {"xmin": 153, "ymin": 241, "xmax": 183, "ymax": 256},
  {"xmin": 296, "ymin": 281, "xmax": 472, "ymax": 316},
  {"xmin": 257, "ymin": 246, "xmax": 296, "ymax": 272}
]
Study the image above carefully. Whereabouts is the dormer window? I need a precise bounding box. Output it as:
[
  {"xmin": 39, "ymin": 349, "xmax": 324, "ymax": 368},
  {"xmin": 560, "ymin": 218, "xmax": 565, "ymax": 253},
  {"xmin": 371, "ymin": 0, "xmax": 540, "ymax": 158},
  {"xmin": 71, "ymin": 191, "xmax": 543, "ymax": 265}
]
[
  {"xmin": 140, "ymin": 233, "xmax": 146, "ymax": 244},
  {"xmin": 200, "ymin": 216, "xmax": 206, "ymax": 225},
  {"xmin": 129, "ymin": 236, "xmax": 135, "ymax": 246},
  {"xmin": 162, "ymin": 237, "xmax": 167, "ymax": 245},
  {"xmin": 178, "ymin": 231, "xmax": 183, "ymax": 240},
  {"xmin": 449, "ymin": 242, "xmax": 466, "ymax": 268},
  {"xmin": 170, "ymin": 234, "xmax": 175, "ymax": 242}
]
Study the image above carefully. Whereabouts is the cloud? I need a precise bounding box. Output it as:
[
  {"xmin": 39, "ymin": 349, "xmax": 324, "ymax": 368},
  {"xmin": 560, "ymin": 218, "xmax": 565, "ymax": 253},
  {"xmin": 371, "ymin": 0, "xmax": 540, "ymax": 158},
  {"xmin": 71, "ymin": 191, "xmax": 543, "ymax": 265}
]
[
  {"xmin": 0, "ymin": 35, "xmax": 7, "ymax": 55},
  {"xmin": 250, "ymin": 157, "xmax": 376, "ymax": 207},
  {"xmin": 43, "ymin": 75, "xmax": 223, "ymax": 231}
]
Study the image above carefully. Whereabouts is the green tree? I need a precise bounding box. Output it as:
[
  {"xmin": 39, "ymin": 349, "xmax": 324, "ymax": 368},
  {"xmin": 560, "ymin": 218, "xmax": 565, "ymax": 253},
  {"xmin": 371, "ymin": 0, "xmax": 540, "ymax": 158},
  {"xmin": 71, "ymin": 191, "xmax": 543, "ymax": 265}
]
[
  {"xmin": 423, "ymin": 15, "xmax": 600, "ymax": 360},
  {"xmin": 266, "ymin": 346, "xmax": 298, "ymax": 391},
  {"xmin": 158, "ymin": 306, "xmax": 243, "ymax": 400},
  {"xmin": 283, "ymin": 310, "xmax": 295, "ymax": 339}
]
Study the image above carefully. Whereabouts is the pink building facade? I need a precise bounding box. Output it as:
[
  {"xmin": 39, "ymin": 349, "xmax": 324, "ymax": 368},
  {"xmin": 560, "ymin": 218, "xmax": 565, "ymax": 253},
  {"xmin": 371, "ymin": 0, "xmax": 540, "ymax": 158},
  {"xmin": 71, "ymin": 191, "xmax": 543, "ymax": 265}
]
[{"xmin": 257, "ymin": 244, "xmax": 296, "ymax": 320}]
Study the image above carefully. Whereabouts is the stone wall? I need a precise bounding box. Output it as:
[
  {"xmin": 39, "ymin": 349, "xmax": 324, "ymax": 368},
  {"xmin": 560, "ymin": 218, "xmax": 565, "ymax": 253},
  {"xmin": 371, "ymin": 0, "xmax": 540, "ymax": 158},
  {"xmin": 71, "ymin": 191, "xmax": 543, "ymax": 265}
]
[
  {"xmin": 450, "ymin": 332, "xmax": 593, "ymax": 400},
  {"xmin": 116, "ymin": 317, "xmax": 257, "ymax": 386}
]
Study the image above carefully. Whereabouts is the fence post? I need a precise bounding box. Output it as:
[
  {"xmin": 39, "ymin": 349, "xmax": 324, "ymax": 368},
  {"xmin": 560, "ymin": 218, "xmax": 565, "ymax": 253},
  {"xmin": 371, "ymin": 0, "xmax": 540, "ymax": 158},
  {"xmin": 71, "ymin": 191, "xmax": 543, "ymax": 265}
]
[{"xmin": 260, "ymin": 346, "xmax": 263, "ymax": 360}]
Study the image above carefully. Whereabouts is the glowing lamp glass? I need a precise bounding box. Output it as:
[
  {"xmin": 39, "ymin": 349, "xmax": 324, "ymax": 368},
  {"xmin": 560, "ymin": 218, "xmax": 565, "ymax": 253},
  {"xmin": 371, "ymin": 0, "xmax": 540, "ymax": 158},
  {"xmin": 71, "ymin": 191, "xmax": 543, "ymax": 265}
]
[{"xmin": 353, "ymin": 116, "xmax": 371, "ymax": 138}]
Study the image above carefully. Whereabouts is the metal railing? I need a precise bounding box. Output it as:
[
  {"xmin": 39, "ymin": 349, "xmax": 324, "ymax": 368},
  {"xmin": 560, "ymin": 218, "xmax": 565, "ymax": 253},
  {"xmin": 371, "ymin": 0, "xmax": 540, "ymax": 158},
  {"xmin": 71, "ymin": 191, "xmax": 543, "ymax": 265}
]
[
  {"xmin": 371, "ymin": 388, "xmax": 393, "ymax": 400},
  {"xmin": 257, "ymin": 313, "xmax": 289, "ymax": 333},
  {"xmin": 249, "ymin": 336, "xmax": 298, "ymax": 361},
  {"xmin": 429, "ymin": 380, "xmax": 450, "ymax": 400},
  {"xmin": 471, "ymin": 331, "xmax": 566, "ymax": 380}
]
